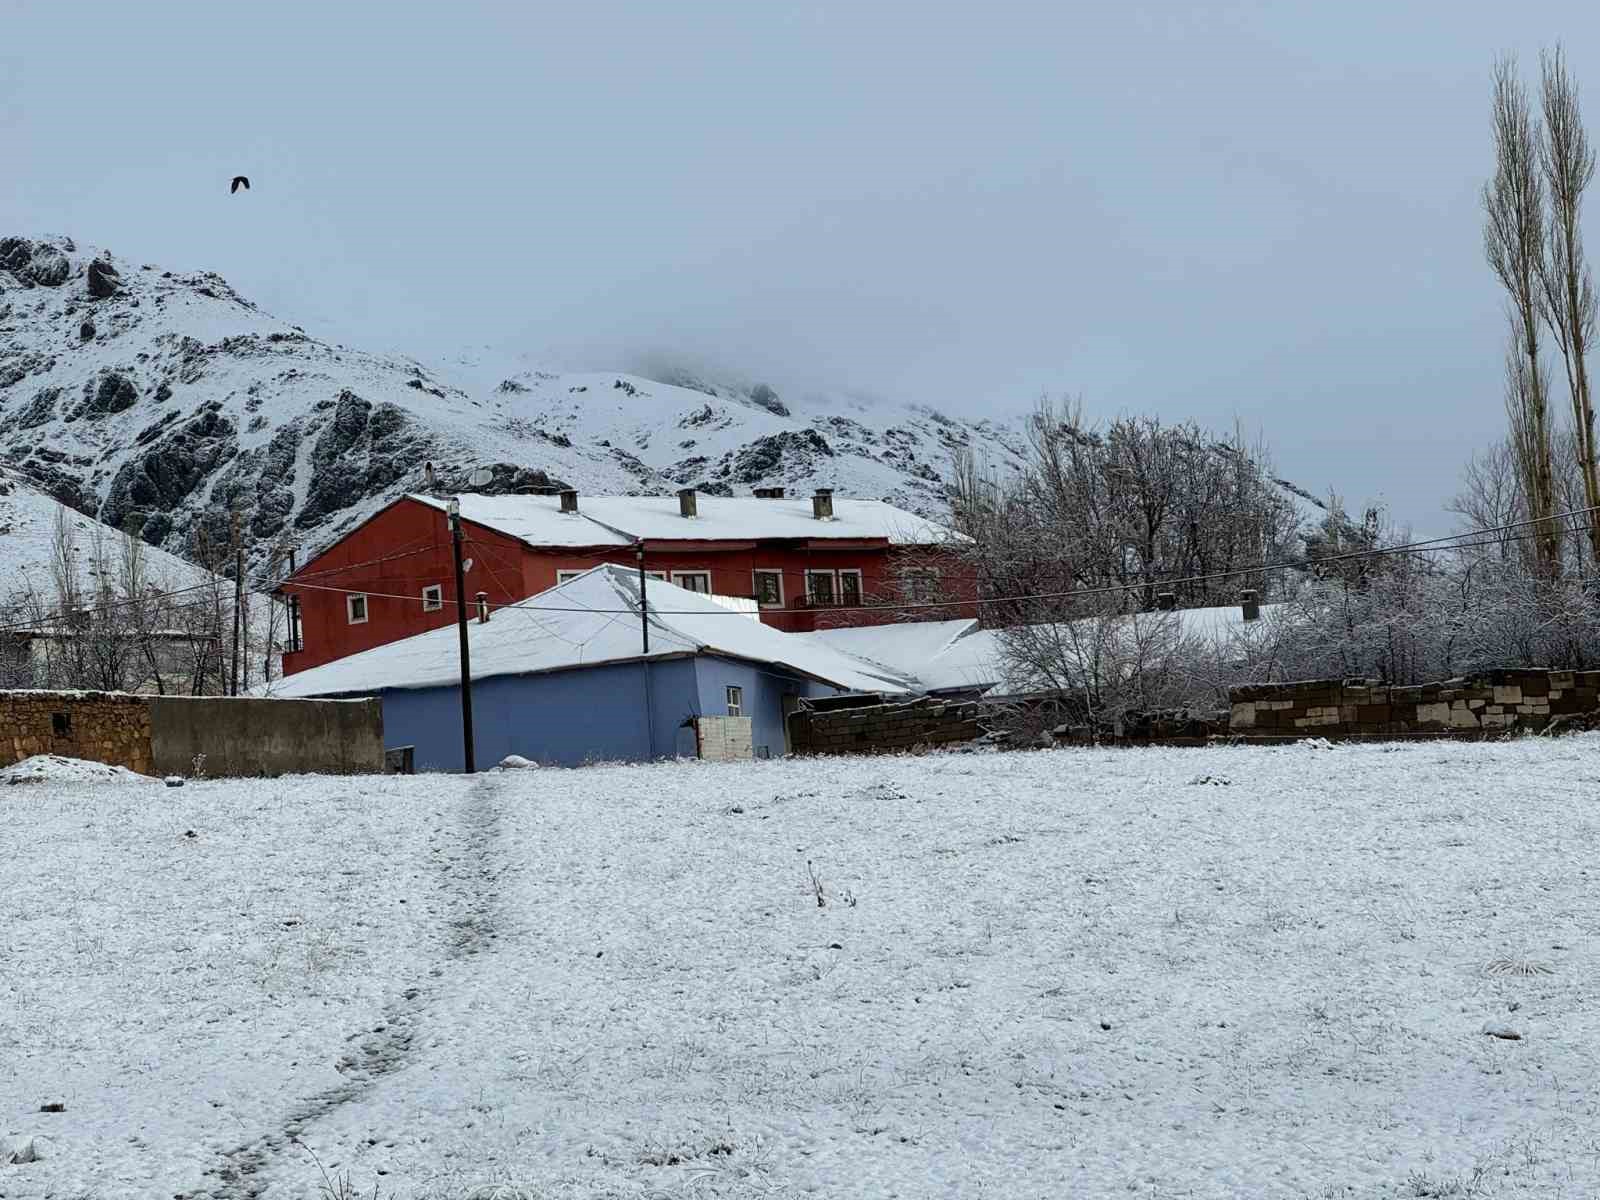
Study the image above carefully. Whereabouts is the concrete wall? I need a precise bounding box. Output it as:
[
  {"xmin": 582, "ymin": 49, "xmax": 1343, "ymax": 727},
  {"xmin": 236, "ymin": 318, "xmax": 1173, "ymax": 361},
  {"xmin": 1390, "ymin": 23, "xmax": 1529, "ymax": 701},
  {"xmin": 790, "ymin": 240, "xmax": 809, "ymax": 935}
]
[
  {"xmin": 0, "ymin": 690, "xmax": 153, "ymax": 773},
  {"xmin": 789, "ymin": 695, "xmax": 989, "ymax": 756},
  {"xmin": 1228, "ymin": 670, "xmax": 1600, "ymax": 738},
  {"xmin": 149, "ymin": 696, "xmax": 383, "ymax": 776}
]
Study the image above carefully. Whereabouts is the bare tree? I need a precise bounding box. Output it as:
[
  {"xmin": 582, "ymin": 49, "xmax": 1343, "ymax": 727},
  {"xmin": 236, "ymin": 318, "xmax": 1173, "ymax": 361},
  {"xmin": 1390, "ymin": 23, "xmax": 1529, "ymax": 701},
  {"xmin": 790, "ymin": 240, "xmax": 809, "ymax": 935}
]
[
  {"xmin": 1537, "ymin": 45, "xmax": 1600, "ymax": 562},
  {"xmin": 1485, "ymin": 55, "xmax": 1562, "ymax": 576},
  {"xmin": 953, "ymin": 398, "xmax": 1299, "ymax": 628}
]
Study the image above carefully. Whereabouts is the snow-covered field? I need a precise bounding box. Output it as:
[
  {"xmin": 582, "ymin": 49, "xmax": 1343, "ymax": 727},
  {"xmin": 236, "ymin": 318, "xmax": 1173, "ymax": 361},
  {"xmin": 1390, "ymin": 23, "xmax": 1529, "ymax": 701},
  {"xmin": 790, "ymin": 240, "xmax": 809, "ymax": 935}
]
[{"xmin": 5, "ymin": 738, "xmax": 1600, "ymax": 1198}]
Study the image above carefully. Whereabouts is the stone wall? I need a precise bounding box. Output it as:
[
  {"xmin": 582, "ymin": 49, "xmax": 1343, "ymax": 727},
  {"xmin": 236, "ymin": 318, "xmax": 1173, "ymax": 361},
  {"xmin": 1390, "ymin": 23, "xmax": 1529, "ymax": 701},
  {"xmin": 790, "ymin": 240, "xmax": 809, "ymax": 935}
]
[
  {"xmin": 788, "ymin": 695, "xmax": 989, "ymax": 756},
  {"xmin": 0, "ymin": 690, "xmax": 154, "ymax": 774},
  {"xmin": 1229, "ymin": 669, "xmax": 1600, "ymax": 738}
]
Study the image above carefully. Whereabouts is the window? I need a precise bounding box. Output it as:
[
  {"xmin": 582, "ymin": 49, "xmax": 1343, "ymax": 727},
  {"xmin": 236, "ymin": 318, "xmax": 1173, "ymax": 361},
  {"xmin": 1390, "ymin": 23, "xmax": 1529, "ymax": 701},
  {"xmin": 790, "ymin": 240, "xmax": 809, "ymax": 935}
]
[
  {"xmin": 673, "ymin": 571, "xmax": 712, "ymax": 593},
  {"xmin": 51, "ymin": 711, "xmax": 71, "ymax": 737},
  {"xmin": 645, "ymin": 570, "xmax": 668, "ymax": 582},
  {"xmin": 726, "ymin": 685, "xmax": 744, "ymax": 717},
  {"xmin": 752, "ymin": 570, "xmax": 783, "ymax": 608},
  {"xmin": 346, "ymin": 594, "xmax": 368, "ymax": 625},
  {"xmin": 839, "ymin": 569, "xmax": 863, "ymax": 607},
  {"xmin": 421, "ymin": 584, "xmax": 443, "ymax": 612},
  {"xmin": 899, "ymin": 567, "xmax": 941, "ymax": 604},
  {"xmin": 556, "ymin": 571, "xmax": 586, "ymax": 585},
  {"xmin": 287, "ymin": 595, "xmax": 304, "ymax": 652},
  {"xmin": 805, "ymin": 570, "xmax": 837, "ymax": 606}
]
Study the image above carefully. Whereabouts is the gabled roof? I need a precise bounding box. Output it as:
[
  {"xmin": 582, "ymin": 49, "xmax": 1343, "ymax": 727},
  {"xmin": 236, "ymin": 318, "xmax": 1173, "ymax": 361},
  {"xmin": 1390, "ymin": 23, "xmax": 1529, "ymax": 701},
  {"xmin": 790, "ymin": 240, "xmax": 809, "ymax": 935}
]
[
  {"xmin": 261, "ymin": 566, "xmax": 911, "ymax": 698},
  {"xmin": 407, "ymin": 492, "xmax": 962, "ymax": 547}
]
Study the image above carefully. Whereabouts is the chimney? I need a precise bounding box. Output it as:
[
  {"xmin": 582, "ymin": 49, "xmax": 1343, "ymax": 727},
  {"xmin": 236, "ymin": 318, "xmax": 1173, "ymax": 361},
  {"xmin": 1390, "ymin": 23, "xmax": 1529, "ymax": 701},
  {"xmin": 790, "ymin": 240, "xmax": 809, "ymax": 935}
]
[
  {"xmin": 677, "ymin": 487, "xmax": 698, "ymax": 518},
  {"xmin": 476, "ymin": 592, "xmax": 490, "ymax": 624},
  {"xmin": 754, "ymin": 486, "xmax": 786, "ymax": 499},
  {"xmin": 1156, "ymin": 592, "xmax": 1176, "ymax": 612},
  {"xmin": 559, "ymin": 489, "xmax": 579, "ymax": 514},
  {"xmin": 812, "ymin": 488, "xmax": 835, "ymax": 520},
  {"xmin": 1240, "ymin": 589, "xmax": 1261, "ymax": 622},
  {"xmin": 423, "ymin": 462, "xmax": 437, "ymax": 494}
]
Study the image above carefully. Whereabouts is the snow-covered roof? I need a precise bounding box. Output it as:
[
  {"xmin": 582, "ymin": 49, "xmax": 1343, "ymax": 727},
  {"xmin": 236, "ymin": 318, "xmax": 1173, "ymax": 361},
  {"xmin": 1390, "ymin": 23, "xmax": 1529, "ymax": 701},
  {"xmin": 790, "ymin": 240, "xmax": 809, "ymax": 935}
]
[
  {"xmin": 803, "ymin": 620, "xmax": 1002, "ymax": 694},
  {"xmin": 406, "ymin": 491, "xmax": 962, "ymax": 547},
  {"xmin": 261, "ymin": 565, "xmax": 911, "ymax": 698},
  {"xmin": 803, "ymin": 603, "xmax": 1282, "ymax": 695},
  {"xmin": 407, "ymin": 493, "xmax": 633, "ymax": 548}
]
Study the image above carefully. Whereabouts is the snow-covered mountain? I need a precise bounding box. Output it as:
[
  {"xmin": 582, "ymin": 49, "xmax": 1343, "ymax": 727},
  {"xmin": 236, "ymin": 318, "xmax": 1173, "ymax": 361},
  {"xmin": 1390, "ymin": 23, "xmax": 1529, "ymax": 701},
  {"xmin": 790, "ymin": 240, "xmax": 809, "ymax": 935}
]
[{"xmin": 0, "ymin": 235, "xmax": 1029, "ymax": 576}]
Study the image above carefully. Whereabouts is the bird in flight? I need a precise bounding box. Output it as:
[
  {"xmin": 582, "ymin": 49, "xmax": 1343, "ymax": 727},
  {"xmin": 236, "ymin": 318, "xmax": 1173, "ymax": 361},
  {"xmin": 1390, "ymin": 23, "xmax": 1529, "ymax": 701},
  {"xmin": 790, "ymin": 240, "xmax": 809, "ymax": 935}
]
[{"xmin": 230, "ymin": 176, "xmax": 250, "ymax": 194}]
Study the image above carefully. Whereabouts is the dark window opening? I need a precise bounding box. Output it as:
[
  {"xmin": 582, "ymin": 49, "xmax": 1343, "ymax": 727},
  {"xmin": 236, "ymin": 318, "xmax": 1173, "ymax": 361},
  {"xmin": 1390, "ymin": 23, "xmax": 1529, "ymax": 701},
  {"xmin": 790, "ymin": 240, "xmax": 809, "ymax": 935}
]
[
  {"xmin": 753, "ymin": 571, "xmax": 782, "ymax": 607},
  {"xmin": 52, "ymin": 711, "xmax": 71, "ymax": 737}
]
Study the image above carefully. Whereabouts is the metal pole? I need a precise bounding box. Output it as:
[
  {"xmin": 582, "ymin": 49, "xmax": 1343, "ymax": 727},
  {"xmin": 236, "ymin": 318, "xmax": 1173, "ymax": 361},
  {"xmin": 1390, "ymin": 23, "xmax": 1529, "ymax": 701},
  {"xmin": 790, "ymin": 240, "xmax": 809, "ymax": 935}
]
[
  {"xmin": 449, "ymin": 500, "xmax": 477, "ymax": 774},
  {"xmin": 636, "ymin": 540, "xmax": 649, "ymax": 654},
  {"xmin": 230, "ymin": 511, "xmax": 243, "ymax": 696}
]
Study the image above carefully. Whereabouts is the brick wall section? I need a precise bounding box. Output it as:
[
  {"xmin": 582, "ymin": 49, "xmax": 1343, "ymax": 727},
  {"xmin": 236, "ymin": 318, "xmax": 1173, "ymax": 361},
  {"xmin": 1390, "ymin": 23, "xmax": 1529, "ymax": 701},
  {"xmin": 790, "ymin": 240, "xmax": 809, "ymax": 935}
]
[
  {"xmin": 1229, "ymin": 669, "xmax": 1600, "ymax": 738},
  {"xmin": 789, "ymin": 696, "xmax": 988, "ymax": 756},
  {"xmin": 0, "ymin": 690, "xmax": 154, "ymax": 774}
]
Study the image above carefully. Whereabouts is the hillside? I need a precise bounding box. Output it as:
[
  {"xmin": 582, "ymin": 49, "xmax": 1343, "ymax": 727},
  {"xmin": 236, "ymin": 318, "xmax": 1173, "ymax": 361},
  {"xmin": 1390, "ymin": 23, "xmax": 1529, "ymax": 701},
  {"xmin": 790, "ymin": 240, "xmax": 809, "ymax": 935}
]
[
  {"xmin": 0, "ymin": 234, "xmax": 1029, "ymax": 576},
  {"xmin": 0, "ymin": 464, "xmax": 215, "ymax": 607}
]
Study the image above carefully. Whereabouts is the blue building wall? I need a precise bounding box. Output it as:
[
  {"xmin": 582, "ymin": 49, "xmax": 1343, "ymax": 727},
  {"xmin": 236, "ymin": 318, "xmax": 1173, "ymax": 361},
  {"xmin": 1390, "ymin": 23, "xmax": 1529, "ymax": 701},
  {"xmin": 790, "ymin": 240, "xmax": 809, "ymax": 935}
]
[
  {"xmin": 378, "ymin": 657, "xmax": 701, "ymax": 771},
  {"xmin": 369, "ymin": 652, "xmax": 861, "ymax": 771},
  {"xmin": 690, "ymin": 654, "xmax": 847, "ymax": 759}
]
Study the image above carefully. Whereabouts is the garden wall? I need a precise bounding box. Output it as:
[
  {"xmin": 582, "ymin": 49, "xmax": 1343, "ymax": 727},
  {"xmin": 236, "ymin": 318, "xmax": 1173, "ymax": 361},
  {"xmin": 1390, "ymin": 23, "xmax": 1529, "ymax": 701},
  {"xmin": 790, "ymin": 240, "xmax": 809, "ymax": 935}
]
[
  {"xmin": 0, "ymin": 690, "xmax": 154, "ymax": 774},
  {"xmin": 1228, "ymin": 669, "xmax": 1600, "ymax": 738},
  {"xmin": 0, "ymin": 690, "xmax": 383, "ymax": 776},
  {"xmin": 788, "ymin": 695, "xmax": 989, "ymax": 756}
]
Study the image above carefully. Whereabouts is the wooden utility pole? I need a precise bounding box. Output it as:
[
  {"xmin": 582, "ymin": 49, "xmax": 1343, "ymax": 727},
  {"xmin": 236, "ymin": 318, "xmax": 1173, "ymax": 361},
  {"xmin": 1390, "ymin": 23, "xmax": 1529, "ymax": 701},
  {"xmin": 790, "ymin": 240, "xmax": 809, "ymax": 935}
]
[{"xmin": 449, "ymin": 499, "xmax": 477, "ymax": 773}]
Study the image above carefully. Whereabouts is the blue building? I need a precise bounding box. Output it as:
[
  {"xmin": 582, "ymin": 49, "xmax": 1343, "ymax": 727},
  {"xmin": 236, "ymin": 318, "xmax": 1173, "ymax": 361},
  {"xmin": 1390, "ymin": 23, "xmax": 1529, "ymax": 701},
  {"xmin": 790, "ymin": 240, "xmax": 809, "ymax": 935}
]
[{"xmin": 265, "ymin": 565, "xmax": 907, "ymax": 770}]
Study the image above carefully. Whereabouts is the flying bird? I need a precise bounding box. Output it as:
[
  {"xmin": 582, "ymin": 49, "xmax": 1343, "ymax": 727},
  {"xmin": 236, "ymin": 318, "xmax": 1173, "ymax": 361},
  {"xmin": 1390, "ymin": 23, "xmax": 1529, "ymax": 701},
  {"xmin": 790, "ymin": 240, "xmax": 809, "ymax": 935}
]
[{"xmin": 230, "ymin": 176, "xmax": 250, "ymax": 194}]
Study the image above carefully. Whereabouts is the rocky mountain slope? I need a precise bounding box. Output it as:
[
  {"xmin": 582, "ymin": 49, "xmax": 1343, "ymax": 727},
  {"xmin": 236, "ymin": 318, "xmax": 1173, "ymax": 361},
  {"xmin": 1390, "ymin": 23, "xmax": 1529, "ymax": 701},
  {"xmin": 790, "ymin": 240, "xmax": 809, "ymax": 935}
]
[{"xmin": 0, "ymin": 235, "xmax": 1029, "ymax": 577}]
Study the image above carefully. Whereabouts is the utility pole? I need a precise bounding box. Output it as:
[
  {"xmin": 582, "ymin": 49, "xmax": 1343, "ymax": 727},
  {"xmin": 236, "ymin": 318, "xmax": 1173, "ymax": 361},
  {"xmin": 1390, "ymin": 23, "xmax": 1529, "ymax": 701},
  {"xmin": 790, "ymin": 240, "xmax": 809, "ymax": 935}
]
[
  {"xmin": 449, "ymin": 499, "xmax": 477, "ymax": 773},
  {"xmin": 230, "ymin": 510, "xmax": 243, "ymax": 696},
  {"xmin": 636, "ymin": 539, "xmax": 649, "ymax": 654}
]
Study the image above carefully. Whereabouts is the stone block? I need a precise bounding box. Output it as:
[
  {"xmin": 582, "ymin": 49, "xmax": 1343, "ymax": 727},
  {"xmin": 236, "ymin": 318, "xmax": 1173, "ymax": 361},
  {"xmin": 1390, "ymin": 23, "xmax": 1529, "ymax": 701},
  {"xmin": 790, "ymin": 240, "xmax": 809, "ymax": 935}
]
[{"xmin": 1492, "ymin": 685, "xmax": 1523, "ymax": 705}]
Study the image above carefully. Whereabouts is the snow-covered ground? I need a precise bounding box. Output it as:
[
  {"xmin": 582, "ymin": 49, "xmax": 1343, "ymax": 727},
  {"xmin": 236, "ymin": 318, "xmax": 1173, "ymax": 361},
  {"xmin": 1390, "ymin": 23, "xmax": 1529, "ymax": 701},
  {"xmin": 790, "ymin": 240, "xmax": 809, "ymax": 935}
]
[{"xmin": 6, "ymin": 738, "xmax": 1600, "ymax": 1198}]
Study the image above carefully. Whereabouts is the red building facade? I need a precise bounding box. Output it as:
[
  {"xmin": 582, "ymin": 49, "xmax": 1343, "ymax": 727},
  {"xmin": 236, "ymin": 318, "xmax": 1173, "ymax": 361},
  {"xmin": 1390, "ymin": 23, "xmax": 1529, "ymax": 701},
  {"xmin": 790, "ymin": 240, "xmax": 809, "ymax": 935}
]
[{"xmin": 278, "ymin": 489, "xmax": 975, "ymax": 676}]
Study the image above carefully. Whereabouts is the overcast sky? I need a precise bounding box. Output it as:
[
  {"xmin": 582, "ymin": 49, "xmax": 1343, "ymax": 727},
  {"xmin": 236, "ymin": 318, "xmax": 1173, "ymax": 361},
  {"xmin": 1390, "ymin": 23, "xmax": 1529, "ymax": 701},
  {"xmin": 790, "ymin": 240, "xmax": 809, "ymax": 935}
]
[{"xmin": 5, "ymin": 1, "xmax": 1600, "ymax": 530}]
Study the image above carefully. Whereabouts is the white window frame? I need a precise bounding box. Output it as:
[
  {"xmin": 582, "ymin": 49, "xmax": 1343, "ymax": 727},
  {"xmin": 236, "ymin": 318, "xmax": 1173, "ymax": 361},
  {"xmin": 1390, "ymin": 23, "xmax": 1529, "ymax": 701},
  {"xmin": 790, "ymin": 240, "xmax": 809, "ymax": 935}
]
[
  {"xmin": 752, "ymin": 569, "xmax": 784, "ymax": 608},
  {"xmin": 805, "ymin": 569, "xmax": 838, "ymax": 606},
  {"xmin": 346, "ymin": 593, "xmax": 369, "ymax": 625},
  {"xmin": 838, "ymin": 569, "xmax": 864, "ymax": 607},
  {"xmin": 421, "ymin": 584, "xmax": 443, "ymax": 612},
  {"xmin": 645, "ymin": 570, "xmax": 668, "ymax": 582},
  {"xmin": 556, "ymin": 570, "xmax": 587, "ymax": 585},
  {"xmin": 726, "ymin": 685, "xmax": 744, "ymax": 717},
  {"xmin": 672, "ymin": 571, "xmax": 712, "ymax": 594}
]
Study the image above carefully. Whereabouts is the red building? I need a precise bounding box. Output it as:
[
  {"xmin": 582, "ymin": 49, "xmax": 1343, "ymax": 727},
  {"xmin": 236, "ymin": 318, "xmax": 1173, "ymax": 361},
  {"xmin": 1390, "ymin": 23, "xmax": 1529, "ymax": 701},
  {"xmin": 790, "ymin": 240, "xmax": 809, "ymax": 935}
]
[{"xmin": 278, "ymin": 487, "xmax": 974, "ymax": 676}]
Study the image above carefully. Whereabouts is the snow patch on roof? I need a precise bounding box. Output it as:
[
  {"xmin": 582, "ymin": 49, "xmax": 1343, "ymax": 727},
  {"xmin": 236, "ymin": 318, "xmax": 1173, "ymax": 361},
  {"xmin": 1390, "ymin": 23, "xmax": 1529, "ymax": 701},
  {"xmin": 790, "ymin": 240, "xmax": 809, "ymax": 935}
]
[{"xmin": 407, "ymin": 491, "xmax": 963, "ymax": 547}]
